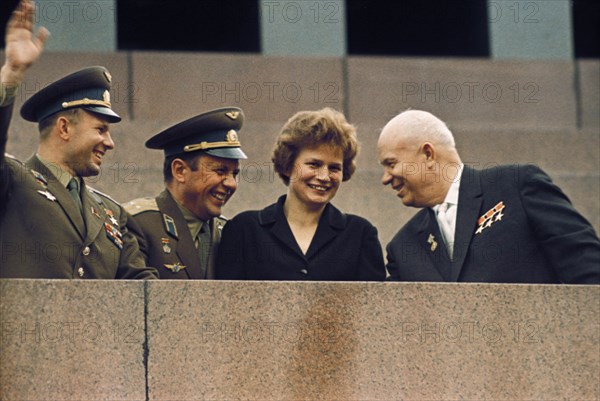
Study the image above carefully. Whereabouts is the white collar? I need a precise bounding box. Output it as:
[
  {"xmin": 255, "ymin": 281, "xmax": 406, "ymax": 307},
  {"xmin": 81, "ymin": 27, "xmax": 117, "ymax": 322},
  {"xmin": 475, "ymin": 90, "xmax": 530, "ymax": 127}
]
[{"xmin": 433, "ymin": 163, "xmax": 464, "ymax": 211}]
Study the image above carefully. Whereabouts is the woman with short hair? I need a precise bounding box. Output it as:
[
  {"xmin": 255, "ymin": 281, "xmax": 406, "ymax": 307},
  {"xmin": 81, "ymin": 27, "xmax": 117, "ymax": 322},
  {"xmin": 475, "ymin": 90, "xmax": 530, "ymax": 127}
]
[{"xmin": 215, "ymin": 107, "xmax": 386, "ymax": 281}]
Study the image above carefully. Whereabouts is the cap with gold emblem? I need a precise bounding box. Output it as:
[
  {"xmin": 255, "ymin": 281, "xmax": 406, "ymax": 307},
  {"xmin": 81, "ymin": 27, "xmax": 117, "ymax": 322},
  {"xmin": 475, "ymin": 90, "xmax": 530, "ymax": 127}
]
[
  {"xmin": 145, "ymin": 107, "xmax": 247, "ymax": 160},
  {"xmin": 20, "ymin": 66, "xmax": 121, "ymax": 123}
]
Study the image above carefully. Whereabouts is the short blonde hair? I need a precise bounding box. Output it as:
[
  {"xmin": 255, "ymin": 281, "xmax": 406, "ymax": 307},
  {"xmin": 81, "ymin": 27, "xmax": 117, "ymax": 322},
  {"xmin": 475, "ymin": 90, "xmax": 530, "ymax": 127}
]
[{"xmin": 272, "ymin": 107, "xmax": 358, "ymax": 185}]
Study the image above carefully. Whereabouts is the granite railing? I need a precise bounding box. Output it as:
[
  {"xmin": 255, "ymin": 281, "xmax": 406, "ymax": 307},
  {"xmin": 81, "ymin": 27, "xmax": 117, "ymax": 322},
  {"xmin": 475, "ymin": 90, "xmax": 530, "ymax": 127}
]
[{"xmin": 1, "ymin": 279, "xmax": 598, "ymax": 400}]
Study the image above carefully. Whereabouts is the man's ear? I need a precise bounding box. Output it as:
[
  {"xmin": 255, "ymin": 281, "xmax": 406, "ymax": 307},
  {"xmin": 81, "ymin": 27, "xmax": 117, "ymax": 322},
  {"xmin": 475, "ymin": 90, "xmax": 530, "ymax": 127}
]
[
  {"xmin": 171, "ymin": 158, "xmax": 188, "ymax": 183},
  {"xmin": 55, "ymin": 116, "xmax": 71, "ymax": 140},
  {"xmin": 422, "ymin": 142, "xmax": 436, "ymax": 161}
]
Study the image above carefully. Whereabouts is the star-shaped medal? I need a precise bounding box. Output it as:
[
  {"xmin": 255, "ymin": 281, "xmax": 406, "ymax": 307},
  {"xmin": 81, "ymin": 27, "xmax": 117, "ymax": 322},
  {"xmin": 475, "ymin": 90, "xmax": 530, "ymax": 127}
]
[{"xmin": 38, "ymin": 190, "xmax": 56, "ymax": 201}]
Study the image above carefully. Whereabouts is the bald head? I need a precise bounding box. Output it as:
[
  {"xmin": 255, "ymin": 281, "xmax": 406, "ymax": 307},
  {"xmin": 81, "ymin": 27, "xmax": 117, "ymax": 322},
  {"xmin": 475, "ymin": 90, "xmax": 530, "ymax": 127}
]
[
  {"xmin": 377, "ymin": 110, "xmax": 462, "ymax": 208},
  {"xmin": 380, "ymin": 110, "xmax": 455, "ymax": 149}
]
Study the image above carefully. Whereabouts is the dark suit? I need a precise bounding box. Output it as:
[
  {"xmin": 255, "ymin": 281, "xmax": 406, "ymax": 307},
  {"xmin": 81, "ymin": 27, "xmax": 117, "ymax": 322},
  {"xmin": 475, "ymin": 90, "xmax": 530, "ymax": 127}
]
[
  {"xmin": 386, "ymin": 165, "xmax": 600, "ymax": 284},
  {"xmin": 0, "ymin": 103, "xmax": 157, "ymax": 279},
  {"xmin": 124, "ymin": 190, "xmax": 225, "ymax": 279},
  {"xmin": 216, "ymin": 195, "xmax": 386, "ymax": 281}
]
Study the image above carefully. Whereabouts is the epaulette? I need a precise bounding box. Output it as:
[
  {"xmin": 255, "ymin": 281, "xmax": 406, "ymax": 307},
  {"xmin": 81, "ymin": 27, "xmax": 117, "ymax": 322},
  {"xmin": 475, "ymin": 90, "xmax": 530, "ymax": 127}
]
[
  {"xmin": 4, "ymin": 153, "xmax": 25, "ymax": 167},
  {"xmin": 123, "ymin": 197, "xmax": 159, "ymax": 216},
  {"xmin": 87, "ymin": 186, "xmax": 119, "ymax": 206}
]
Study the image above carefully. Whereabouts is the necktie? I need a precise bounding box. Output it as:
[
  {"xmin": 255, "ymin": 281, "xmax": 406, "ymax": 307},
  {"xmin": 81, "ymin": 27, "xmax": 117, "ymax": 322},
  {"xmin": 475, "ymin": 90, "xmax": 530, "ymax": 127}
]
[
  {"xmin": 67, "ymin": 177, "xmax": 83, "ymax": 214},
  {"xmin": 436, "ymin": 202, "xmax": 456, "ymax": 259},
  {"xmin": 196, "ymin": 222, "xmax": 212, "ymax": 278}
]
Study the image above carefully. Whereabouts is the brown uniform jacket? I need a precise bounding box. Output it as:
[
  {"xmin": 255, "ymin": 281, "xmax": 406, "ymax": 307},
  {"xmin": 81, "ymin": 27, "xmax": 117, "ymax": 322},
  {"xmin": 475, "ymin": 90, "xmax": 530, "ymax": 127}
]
[
  {"xmin": 0, "ymin": 103, "xmax": 157, "ymax": 279},
  {"xmin": 124, "ymin": 190, "xmax": 226, "ymax": 279}
]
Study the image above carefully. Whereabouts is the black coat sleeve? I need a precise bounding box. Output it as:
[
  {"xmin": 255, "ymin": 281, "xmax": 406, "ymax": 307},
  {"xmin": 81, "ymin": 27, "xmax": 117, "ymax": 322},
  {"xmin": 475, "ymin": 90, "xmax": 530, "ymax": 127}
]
[
  {"xmin": 519, "ymin": 164, "xmax": 600, "ymax": 284},
  {"xmin": 214, "ymin": 215, "xmax": 246, "ymax": 279},
  {"xmin": 357, "ymin": 220, "xmax": 387, "ymax": 281}
]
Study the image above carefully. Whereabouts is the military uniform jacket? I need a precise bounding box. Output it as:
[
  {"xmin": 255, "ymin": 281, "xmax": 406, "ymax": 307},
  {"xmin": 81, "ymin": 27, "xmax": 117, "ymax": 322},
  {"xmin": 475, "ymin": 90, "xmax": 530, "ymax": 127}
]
[
  {"xmin": 215, "ymin": 195, "xmax": 386, "ymax": 281},
  {"xmin": 0, "ymin": 103, "xmax": 157, "ymax": 279},
  {"xmin": 124, "ymin": 190, "xmax": 226, "ymax": 279},
  {"xmin": 386, "ymin": 165, "xmax": 600, "ymax": 284}
]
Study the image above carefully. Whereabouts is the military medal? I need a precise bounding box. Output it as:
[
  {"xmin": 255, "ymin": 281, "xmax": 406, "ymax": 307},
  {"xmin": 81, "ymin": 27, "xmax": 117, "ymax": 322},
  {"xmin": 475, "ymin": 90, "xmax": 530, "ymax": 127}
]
[
  {"xmin": 164, "ymin": 263, "xmax": 186, "ymax": 273},
  {"xmin": 475, "ymin": 201, "xmax": 506, "ymax": 235},
  {"xmin": 161, "ymin": 238, "xmax": 172, "ymax": 254},
  {"xmin": 104, "ymin": 222, "xmax": 124, "ymax": 249},
  {"xmin": 427, "ymin": 233, "xmax": 438, "ymax": 252},
  {"xmin": 91, "ymin": 207, "xmax": 101, "ymax": 218},
  {"xmin": 104, "ymin": 208, "xmax": 119, "ymax": 225}
]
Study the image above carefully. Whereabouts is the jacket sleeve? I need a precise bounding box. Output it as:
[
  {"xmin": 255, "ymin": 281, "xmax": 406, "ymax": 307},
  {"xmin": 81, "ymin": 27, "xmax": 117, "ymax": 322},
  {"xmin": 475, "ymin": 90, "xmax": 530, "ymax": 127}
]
[
  {"xmin": 214, "ymin": 216, "xmax": 246, "ymax": 279},
  {"xmin": 357, "ymin": 221, "xmax": 387, "ymax": 281},
  {"xmin": 115, "ymin": 207, "xmax": 159, "ymax": 279},
  {"xmin": 125, "ymin": 212, "xmax": 151, "ymax": 264},
  {"xmin": 519, "ymin": 164, "xmax": 600, "ymax": 284},
  {"xmin": 0, "ymin": 102, "xmax": 15, "ymax": 217},
  {"xmin": 385, "ymin": 240, "xmax": 400, "ymax": 281}
]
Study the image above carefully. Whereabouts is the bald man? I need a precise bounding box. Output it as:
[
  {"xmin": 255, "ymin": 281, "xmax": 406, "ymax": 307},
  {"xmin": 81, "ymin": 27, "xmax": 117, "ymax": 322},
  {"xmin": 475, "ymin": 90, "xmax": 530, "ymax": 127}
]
[{"xmin": 378, "ymin": 110, "xmax": 600, "ymax": 284}]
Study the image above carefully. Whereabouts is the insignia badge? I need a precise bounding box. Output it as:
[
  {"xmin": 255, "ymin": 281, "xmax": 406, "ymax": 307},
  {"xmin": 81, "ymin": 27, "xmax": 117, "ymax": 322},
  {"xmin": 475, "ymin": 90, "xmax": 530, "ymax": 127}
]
[
  {"xmin": 163, "ymin": 214, "xmax": 178, "ymax": 238},
  {"xmin": 226, "ymin": 129, "xmax": 238, "ymax": 143},
  {"xmin": 91, "ymin": 207, "xmax": 101, "ymax": 218},
  {"xmin": 161, "ymin": 238, "xmax": 172, "ymax": 254},
  {"xmin": 105, "ymin": 222, "xmax": 124, "ymax": 249},
  {"xmin": 105, "ymin": 208, "xmax": 119, "ymax": 226},
  {"xmin": 164, "ymin": 263, "xmax": 186, "ymax": 273},
  {"xmin": 225, "ymin": 111, "xmax": 240, "ymax": 120},
  {"xmin": 427, "ymin": 233, "xmax": 438, "ymax": 252},
  {"xmin": 103, "ymin": 90, "xmax": 111, "ymax": 105},
  {"xmin": 38, "ymin": 190, "xmax": 56, "ymax": 201},
  {"xmin": 30, "ymin": 169, "xmax": 48, "ymax": 187},
  {"xmin": 475, "ymin": 201, "xmax": 505, "ymax": 235}
]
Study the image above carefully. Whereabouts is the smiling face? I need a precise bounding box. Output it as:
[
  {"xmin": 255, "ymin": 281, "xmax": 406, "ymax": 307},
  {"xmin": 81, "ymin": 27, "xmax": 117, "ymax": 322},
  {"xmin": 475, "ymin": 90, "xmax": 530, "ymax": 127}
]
[
  {"xmin": 287, "ymin": 144, "xmax": 343, "ymax": 209},
  {"xmin": 377, "ymin": 133, "xmax": 432, "ymax": 208},
  {"xmin": 62, "ymin": 110, "xmax": 114, "ymax": 177},
  {"xmin": 177, "ymin": 154, "xmax": 240, "ymax": 221}
]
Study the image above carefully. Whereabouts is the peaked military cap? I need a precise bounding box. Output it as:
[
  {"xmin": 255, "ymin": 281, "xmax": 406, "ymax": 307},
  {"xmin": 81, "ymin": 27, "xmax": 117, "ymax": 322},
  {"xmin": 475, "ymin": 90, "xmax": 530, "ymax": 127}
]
[
  {"xmin": 146, "ymin": 107, "xmax": 247, "ymax": 160},
  {"xmin": 20, "ymin": 66, "xmax": 121, "ymax": 123}
]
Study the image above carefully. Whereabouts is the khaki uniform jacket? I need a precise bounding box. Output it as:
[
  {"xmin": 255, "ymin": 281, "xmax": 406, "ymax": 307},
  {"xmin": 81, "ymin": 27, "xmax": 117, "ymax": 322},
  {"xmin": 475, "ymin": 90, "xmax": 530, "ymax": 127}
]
[
  {"xmin": 0, "ymin": 103, "xmax": 158, "ymax": 279},
  {"xmin": 124, "ymin": 190, "xmax": 226, "ymax": 279}
]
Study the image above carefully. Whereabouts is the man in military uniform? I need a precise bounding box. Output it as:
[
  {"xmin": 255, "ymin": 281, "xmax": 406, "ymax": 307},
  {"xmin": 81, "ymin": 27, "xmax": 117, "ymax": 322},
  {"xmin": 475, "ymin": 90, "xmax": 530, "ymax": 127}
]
[
  {"xmin": 0, "ymin": 0, "xmax": 157, "ymax": 279},
  {"xmin": 124, "ymin": 108, "xmax": 247, "ymax": 279}
]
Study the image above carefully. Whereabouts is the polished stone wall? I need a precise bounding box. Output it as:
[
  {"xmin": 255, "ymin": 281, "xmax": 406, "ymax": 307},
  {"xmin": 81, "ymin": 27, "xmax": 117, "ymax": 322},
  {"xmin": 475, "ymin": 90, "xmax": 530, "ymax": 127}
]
[{"xmin": 1, "ymin": 280, "xmax": 598, "ymax": 400}]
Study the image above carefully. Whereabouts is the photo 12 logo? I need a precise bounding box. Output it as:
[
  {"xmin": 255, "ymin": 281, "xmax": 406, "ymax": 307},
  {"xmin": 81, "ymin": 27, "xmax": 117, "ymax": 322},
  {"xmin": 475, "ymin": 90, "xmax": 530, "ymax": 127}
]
[{"xmin": 261, "ymin": 1, "xmax": 341, "ymax": 24}]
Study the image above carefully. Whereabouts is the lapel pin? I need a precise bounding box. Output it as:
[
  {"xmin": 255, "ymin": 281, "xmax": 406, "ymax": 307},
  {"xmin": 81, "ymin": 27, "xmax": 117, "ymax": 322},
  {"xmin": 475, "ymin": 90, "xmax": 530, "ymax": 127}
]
[
  {"xmin": 164, "ymin": 263, "xmax": 186, "ymax": 273},
  {"xmin": 427, "ymin": 233, "xmax": 438, "ymax": 252}
]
